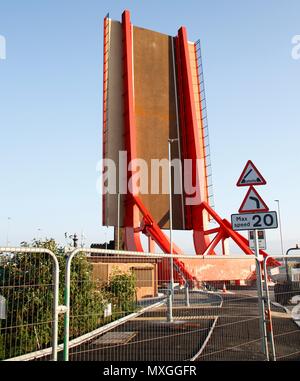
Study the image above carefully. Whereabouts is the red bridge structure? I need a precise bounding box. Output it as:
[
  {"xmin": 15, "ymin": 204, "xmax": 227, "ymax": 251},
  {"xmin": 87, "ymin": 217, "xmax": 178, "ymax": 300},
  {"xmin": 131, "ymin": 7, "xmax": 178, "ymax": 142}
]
[{"xmin": 102, "ymin": 10, "xmax": 279, "ymax": 285}]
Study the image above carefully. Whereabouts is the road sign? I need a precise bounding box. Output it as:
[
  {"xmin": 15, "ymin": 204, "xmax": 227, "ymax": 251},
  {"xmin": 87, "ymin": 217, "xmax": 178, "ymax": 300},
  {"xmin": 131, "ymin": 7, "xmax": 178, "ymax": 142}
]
[
  {"xmin": 236, "ymin": 160, "xmax": 267, "ymax": 187},
  {"xmin": 234, "ymin": 160, "xmax": 272, "ymax": 359},
  {"xmin": 231, "ymin": 211, "xmax": 278, "ymax": 231},
  {"xmin": 239, "ymin": 186, "xmax": 269, "ymax": 213},
  {"xmin": 248, "ymin": 230, "xmax": 266, "ymax": 250}
]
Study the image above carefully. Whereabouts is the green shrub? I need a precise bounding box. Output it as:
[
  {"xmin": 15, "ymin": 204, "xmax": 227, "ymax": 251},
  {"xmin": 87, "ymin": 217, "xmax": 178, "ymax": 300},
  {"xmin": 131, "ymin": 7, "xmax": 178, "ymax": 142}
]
[
  {"xmin": 0, "ymin": 240, "xmax": 138, "ymax": 360},
  {"xmin": 68, "ymin": 253, "xmax": 107, "ymax": 339},
  {"xmin": 105, "ymin": 267, "xmax": 137, "ymax": 316},
  {"xmin": 0, "ymin": 239, "xmax": 105, "ymax": 359}
]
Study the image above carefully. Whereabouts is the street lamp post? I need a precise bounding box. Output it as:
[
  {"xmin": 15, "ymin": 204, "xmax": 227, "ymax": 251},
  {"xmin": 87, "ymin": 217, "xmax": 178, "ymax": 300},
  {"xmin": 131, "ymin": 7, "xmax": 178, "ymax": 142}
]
[
  {"xmin": 37, "ymin": 228, "xmax": 42, "ymax": 242},
  {"xmin": 275, "ymin": 200, "xmax": 284, "ymax": 256},
  {"xmin": 6, "ymin": 217, "xmax": 11, "ymax": 247},
  {"xmin": 167, "ymin": 138, "xmax": 178, "ymax": 322},
  {"xmin": 105, "ymin": 226, "xmax": 108, "ymax": 250},
  {"xmin": 117, "ymin": 192, "xmax": 120, "ymax": 250},
  {"xmin": 275, "ymin": 200, "xmax": 286, "ymax": 281}
]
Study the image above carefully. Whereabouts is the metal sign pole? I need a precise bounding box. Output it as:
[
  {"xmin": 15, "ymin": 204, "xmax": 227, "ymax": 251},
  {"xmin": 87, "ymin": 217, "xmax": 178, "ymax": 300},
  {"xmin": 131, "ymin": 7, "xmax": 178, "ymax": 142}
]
[
  {"xmin": 117, "ymin": 192, "xmax": 120, "ymax": 250},
  {"xmin": 253, "ymin": 229, "xmax": 269, "ymax": 360},
  {"xmin": 263, "ymin": 257, "xmax": 277, "ymax": 361}
]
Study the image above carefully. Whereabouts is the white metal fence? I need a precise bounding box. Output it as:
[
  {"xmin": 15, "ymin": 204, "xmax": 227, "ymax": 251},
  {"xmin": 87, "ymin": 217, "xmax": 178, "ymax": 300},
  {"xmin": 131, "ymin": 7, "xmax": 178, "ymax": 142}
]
[
  {"xmin": 264, "ymin": 254, "xmax": 300, "ymax": 361},
  {"xmin": 1, "ymin": 248, "xmax": 300, "ymax": 361},
  {"xmin": 62, "ymin": 250, "xmax": 266, "ymax": 361},
  {"xmin": 0, "ymin": 248, "xmax": 59, "ymax": 361}
]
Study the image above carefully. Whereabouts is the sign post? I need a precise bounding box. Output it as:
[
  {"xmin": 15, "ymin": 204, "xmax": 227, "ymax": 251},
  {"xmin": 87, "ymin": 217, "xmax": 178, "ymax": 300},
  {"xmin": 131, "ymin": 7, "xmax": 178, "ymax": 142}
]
[
  {"xmin": 253, "ymin": 229, "xmax": 269, "ymax": 360},
  {"xmin": 233, "ymin": 160, "xmax": 279, "ymax": 361}
]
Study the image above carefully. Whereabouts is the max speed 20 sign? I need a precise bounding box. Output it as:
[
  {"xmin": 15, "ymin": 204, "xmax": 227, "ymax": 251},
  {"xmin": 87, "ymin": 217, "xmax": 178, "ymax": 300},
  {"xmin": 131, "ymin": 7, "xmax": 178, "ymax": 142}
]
[{"xmin": 231, "ymin": 211, "xmax": 278, "ymax": 231}]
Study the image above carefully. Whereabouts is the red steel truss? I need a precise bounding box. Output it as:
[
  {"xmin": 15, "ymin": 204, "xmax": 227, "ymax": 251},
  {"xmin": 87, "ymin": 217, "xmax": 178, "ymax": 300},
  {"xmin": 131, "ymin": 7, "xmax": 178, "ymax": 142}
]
[
  {"xmin": 176, "ymin": 26, "xmax": 212, "ymax": 254},
  {"xmin": 103, "ymin": 10, "xmax": 279, "ymax": 284},
  {"xmin": 121, "ymin": 10, "xmax": 143, "ymax": 251}
]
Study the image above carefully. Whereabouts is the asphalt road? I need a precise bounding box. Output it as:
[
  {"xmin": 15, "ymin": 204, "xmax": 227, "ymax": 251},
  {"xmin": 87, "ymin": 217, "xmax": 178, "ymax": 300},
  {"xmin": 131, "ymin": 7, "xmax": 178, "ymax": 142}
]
[
  {"xmin": 68, "ymin": 291, "xmax": 221, "ymax": 361},
  {"xmin": 196, "ymin": 291, "xmax": 300, "ymax": 361},
  {"xmin": 60, "ymin": 288, "xmax": 300, "ymax": 361}
]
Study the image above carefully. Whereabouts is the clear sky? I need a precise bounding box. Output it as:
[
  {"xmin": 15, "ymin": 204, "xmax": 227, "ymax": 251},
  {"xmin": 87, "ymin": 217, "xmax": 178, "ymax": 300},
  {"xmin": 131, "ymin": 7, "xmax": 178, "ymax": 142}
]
[{"xmin": 0, "ymin": 0, "xmax": 299, "ymax": 254}]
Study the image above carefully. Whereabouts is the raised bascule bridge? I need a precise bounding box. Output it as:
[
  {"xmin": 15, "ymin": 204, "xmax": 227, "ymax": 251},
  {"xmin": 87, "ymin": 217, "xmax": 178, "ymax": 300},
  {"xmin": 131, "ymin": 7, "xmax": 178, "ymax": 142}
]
[{"xmin": 102, "ymin": 10, "xmax": 278, "ymax": 286}]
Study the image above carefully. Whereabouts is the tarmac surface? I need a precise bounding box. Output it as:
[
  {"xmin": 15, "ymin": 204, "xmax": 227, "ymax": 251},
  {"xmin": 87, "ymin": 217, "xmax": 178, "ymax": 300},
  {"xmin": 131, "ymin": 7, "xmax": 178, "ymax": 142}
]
[
  {"xmin": 269, "ymin": 292, "xmax": 300, "ymax": 361},
  {"xmin": 65, "ymin": 288, "xmax": 300, "ymax": 361},
  {"xmin": 68, "ymin": 291, "xmax": 220, "ymax": 361},
  {"xmin": 197, "ymin": 290, "xmax": 300, "ymax": 361}
]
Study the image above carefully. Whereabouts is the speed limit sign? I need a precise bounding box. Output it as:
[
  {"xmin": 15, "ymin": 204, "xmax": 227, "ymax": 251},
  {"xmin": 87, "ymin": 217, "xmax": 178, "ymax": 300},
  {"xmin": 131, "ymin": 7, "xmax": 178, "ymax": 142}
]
[{"xmin": 231, "ymin": 211, "xmax": 278, "ymax": 231}]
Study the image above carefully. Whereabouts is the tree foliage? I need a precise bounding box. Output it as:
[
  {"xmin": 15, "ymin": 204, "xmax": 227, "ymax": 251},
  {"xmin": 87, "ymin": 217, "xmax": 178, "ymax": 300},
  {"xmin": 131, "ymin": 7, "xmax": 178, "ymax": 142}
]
[{"xmin": 105, "ymin": 267, "xmax": 137, "ymax": 316}]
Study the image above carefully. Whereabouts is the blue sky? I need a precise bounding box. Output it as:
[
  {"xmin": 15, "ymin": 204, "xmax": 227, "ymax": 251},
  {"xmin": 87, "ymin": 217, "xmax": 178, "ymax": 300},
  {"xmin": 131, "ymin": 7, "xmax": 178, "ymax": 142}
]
[{"xmin": 0, "ymin": 0, "xmax": 299, "ymax": 254}]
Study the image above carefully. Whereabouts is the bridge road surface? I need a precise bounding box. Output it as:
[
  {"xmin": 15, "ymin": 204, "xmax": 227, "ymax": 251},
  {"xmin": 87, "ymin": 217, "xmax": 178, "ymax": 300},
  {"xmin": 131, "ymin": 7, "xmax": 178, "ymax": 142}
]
[
  {"xmin": 61, "ymin": 290, "xmax": 300, "ymax": 361},
  {"xmin": 67, "ymin": 291, "xmax": 221, "ymax": 361},
  {"xmin": 195, "ymin": 291, "xmax": 300, "ymax": 361},
  {"xmin": 195, "ymin": 292, "xmax": 267, "ymax": 361},
  {"xmin": 269, "ymin": 298, "xmax": 300, "ymax": 360}
]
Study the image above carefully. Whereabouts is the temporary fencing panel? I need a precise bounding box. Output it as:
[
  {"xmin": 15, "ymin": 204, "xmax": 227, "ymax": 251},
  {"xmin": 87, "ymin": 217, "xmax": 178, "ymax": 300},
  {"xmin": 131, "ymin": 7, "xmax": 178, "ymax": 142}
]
[
  {"xmin": 0, "ymin": 248, "xmax": 59, "ymax": 361},
  {"xmin": 264, "ymin": 255, "xmax": 300, "ymax": 361},
  {"xmin": 3, "ymin": 247, "xmax": 299, "ymax": 362},
  {"xmin": 62, "ymin": 249, "xmax": 269, "ymax": 361}
]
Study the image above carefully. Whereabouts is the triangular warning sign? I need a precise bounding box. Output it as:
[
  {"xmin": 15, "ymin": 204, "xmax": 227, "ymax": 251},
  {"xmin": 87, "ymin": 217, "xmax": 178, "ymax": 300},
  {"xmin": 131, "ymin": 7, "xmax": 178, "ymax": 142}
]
[
  {"xmin": 239, "ymin": 186, "xmax": 269, "ymax": 213},
  {"xmin": 236, "ymin": 160, "xmax": 266, "ymax": 187}
]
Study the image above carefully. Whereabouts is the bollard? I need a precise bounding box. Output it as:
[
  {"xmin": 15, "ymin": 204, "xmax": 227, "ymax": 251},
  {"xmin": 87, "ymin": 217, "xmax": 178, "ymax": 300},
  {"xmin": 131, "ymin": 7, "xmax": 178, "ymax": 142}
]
[
  {"xmin": 185, "ymin": 283, "xmax": 190, "ymax": 307},
  {"xmin": 166, "ymin": 288, "xmax": 173, "ymax": 322}
]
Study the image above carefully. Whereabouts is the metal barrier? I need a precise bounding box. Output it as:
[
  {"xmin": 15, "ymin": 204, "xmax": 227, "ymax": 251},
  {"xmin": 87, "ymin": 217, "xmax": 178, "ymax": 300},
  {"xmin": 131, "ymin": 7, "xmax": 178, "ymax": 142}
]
[
  {"xmin": 264, "ymin": 254, "xmax": 300, "ymax": 361},
  {"xmin": 62, "ymin": 249, "xmax": 268, "ymax": 361},
  {"xmin": 3, "ymin": 247, "xmax": 298, "ymax": 361},
  {"xmin": 0, "ymin": 247, "xmax": 59, "ymax": 361}
]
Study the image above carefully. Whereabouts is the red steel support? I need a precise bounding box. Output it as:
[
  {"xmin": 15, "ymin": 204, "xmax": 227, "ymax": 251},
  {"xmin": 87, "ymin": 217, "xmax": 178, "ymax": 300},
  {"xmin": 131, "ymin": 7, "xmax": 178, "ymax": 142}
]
[
  {"xmin": 104, "ymin": 12, "xmax": 280, "ymax": 283},
  {"xmin": 175, "ymin": 36, "xmax": 192, "ymax": 229},
  {"xmin": 133, "ymin": 195, "xmax": 194, "ymax": 284},
  {"xmin": 132, "ymin": 195, "xmax": 279, "ymax": 282},
  {"xmin": 121, "ymin": 10, "xmax": 143, "ymax": 251},
  {"xmin": 193, "ymin": 42, "xmax": 209, "ymax": 206},
  {"xmin": 203, "ymin": 230, "xmax": 224, "ymax": 256},
  {"xmin": 102, "ymin": 16, "xmax": 109, "ymax": 226},
  {"xmin": 134, "ymin": 196, "xmax": 183, "ymax": 255},
  {"xmin": 176, "ymin": 27, "xmax": 211, "ymax": 254}
]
